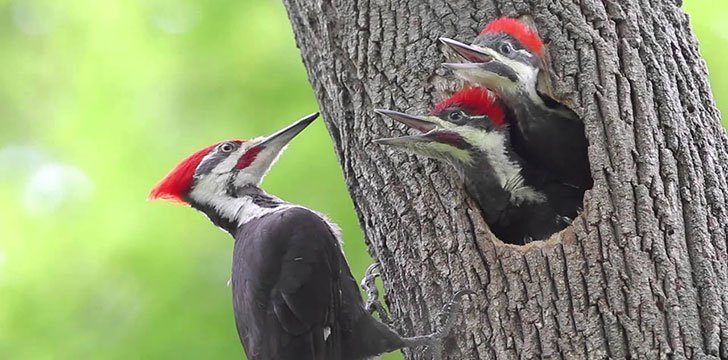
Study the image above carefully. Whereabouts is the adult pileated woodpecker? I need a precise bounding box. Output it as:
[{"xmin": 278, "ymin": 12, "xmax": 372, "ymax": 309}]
[
  {"xmin": 440, "ymin": 17, "xmax": 592, "ymax": 191},
  {"xmin": 375, "ymin": 88, "xmax": 581, "ymax": 244},
  {"xmin": 149, "ymin": 113, "xmax": 472, "ymax": 360}
]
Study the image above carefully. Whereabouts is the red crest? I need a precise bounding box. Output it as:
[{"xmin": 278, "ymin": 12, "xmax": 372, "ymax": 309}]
[
  {"xmin": 432, "ymin": 87, "xmax": 506, "ymax": 126},
  {"xmin": 481, "ymin": 17, "xmax": 544, "ymax": 56},
  {"xmin": 149, "ymin": 143, "xmax": 219, "ymax": 204}
]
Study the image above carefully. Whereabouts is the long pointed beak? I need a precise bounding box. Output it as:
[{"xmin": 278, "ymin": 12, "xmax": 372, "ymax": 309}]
[
  {"xmin": 440, "ymin": 37, "xmax": 519, "ymax": 88},
  {"xmin": 439, "ymin": 37, "xmax": 493, "ymax": 63},
  {"xmin": 441, "ymin": 62, "xmax": 485, "ymax": 71},
  {"xmin": 258, "ymin": 112, "xmax": 319, "ymax": 148},
  {"xmin": 374, "ymin": 134, "xmax": 433, "ymax": 147},
  {"xmin": 442, "ymin": 61, "xmax": 519, "ymax": 91},
  {"xmin": 231, "ymin": 112, "xmax": 319, "ymax": 186},
  {"xmin": 373, "ymin": 109, "xmax": 463, "ymax": 149},
  {"xmin": 373, "ymin": 109, "xmax": 438, "ymax": 133}
]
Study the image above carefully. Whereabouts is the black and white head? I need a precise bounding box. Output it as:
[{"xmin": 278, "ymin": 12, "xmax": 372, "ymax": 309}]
[
  {"xmin": 149, "ymin": 113, "xmax": 319, "ymax": 206},
  {"xmin": 440, "ymin": 18, "xmax": 545, "ymax": 102},
  {"xmin": 374, "ymin": 87, "xmax": 509, "ymax": 171}
]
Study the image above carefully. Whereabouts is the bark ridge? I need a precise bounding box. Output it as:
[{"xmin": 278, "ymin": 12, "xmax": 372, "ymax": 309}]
[{"xmin": 282, "ymin": 0, "xmax": 728, "ymax": 358}]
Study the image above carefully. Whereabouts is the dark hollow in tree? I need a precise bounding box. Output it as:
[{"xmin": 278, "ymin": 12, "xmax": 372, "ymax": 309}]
[
  {"xmin": 373, "ymin": 87, "xmax": 582, "ymax": 245},
  {"xmin": 283, "ymin": 0, "xmax": 728, "ymax": 358}
]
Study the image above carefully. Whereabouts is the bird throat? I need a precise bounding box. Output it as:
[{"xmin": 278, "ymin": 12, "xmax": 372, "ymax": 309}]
[{"xmin": 188, "ymin": 185, "xmax": 292, "ymax": 235}]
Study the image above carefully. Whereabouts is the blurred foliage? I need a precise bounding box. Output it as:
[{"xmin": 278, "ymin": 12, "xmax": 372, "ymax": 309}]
[
  {"xmin": 685, "ymin": 1, "xmax": 728, "ymax": 125},
  {"xmin": 0, "ymin": 0, "xmax": 724, "ymax": 359}
]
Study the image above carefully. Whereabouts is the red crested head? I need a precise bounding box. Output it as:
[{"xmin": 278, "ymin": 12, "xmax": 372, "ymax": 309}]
[
  {"xmin": 431, "ymin": 87, "xmax": 506, "ymax": 126},
  {"xmin": 149, "ymin": 141, "xmax": 241, "ymax": 204},
  {"xmin": 481, "ymin": 17, "xmax": 543, "ymax": 57}
]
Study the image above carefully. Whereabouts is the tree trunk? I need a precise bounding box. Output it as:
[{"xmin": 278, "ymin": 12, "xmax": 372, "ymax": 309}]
[{"xmin": 282, "ymin": 0, "xmax": 728, "ymax": 358}]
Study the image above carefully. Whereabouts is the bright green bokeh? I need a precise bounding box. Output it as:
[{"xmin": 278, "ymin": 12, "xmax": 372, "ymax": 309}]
[
  {"xmin": 685, "ymin": 0, "xmax": 728, "ymax": 124},
  {"xmin": 0, "ymin": 1, "xmax": 724, "ymax": 359}
]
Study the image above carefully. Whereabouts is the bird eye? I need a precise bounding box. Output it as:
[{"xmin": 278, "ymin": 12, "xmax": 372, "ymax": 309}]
[
  {"xmin": 219, "ymin": 142, "xmax": 235, "ymax": 153},
  {"xmin": 448, "ymin": 111, "xmax": 464, "ymax": 121},
  {"xmin": 499, "ymin": 42, "xmax": 514, "ymax": 55}
]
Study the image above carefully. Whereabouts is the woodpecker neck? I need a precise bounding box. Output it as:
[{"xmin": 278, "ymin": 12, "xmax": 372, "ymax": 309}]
[
  {"xmin": 459, "ymin": 156, "xmax": 512, "ymax": 221},
  {"xmin": 497, "ymin": 70, "xmax": 577, "ymax": 130},
  {"xmin": 459, "ymin": 143, "xmax": 546, "ymax": 220},
  {"xmin": 187, "ymin": 185, "xmax": 290, "ymax": 235}
]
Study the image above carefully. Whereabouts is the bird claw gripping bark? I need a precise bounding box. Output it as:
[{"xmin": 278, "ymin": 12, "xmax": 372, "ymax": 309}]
[
  {"xmin": 360, "ymin": 262, "xmax": 391, "ymax": 324},
  {"xmin": 360, "ymin": 263, "xmax": 475, "ymax": 358},
  {"xmin": 402, "ymin": 289, "xmax": 476, "ymax": 360}
]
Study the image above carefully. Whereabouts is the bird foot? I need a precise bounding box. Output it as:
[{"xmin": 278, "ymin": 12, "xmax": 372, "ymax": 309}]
[
  {"xmin": 360, "ymin": 262, "xmax": 391, "ymax": 324},
  {"xmin": 401, "ymin": 289, "xmax": 475, "ymax": 360}
]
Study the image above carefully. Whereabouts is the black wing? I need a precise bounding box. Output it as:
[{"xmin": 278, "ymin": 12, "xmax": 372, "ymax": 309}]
[{"xmin": 231, "ymin": 207, "xmax": 342, "ymax": 360}]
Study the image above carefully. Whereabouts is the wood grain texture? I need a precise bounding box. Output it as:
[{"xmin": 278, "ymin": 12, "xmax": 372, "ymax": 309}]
[{"xmin": 281, "ymin": 0, "xmax": 728, "ymax": 358}]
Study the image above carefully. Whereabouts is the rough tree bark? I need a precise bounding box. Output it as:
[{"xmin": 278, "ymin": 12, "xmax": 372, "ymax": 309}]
[{"xmin": 282, "ymin": 0, "xmax": 728, "ymax": 358}]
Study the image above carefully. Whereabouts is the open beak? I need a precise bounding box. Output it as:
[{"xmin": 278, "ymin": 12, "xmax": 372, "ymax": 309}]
[
  {"xmin": 374, "ymin": 109, "xmax": 438, "ymax": 132},
  {"xmin": 373, "ymin": 108, "xmax": 471, "ymax": 164},
  {"xmin": 373, "ymin": 109, "xmax": 442, "ymax": 146},
  {"xmin": 439, "ymin": 37, "xmax": 519, "ymax": 90},
  {"xmin": 259, "ymin": 112, "xmax": 319, "ymax": 148},
  {"xmin": 439, "ymin": 37, "xmax": 493, "ymax": 63},
  {"xmin": 373, "ymin": 109, "xmax": 463, "ymax": 148}
]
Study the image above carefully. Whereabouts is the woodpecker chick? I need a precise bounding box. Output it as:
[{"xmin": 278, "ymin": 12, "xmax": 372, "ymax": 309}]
[
  {"xmin": 375, "ymin": 88, "xmax": 581, "ymax": 244},
  {"xmin": 440, "ymin": 17, "xmax": 592, "ymax": 191},
  {"xmin": 149, "ymin": 113, "xmax": 472, "ymax": 360}
]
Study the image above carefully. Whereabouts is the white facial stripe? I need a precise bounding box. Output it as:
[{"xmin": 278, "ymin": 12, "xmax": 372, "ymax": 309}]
[
  {"xmin": 204, "ymin": 141, "xmax": 258, "ymax": 176},
  {"xmin": 470, "ymin": 45, "xmax": 532, "ymax": 80},
  {"xmin": 456, "ymin": 68, "xmax": 515, "ymax": 95},
  {"xmin": 233, "ymin": 141, "xmax": 287, "ymax": 187},
  {"xmin": 190, "ymin": 171, "xmax": 229, "ymax": 198},
  {"xmin": 427, "ymin": 142, "xmax": 473, "ymax": 164},
  {"xmin": 455, "ymin": 127, "xmax": 545, "ymax": 203},
  {"xmin": 516, "ymin": 48, "xmax": 533, "ymax": 58},
  {"xmin": 450, "ymin": 62, "xmax": 515, "ymax": 95},
  {"xmin": 499, "ymin": 56, "xmax": 539, "ymax": 95},
  {"xmin": 212, "ymin": 147, "xmax": 244, "ymax": 173},
  {"xmin": 190, "ymin": 181, "xmax": 348, "ymax": 249},
  {"xmin": 188, "ymin": 136, "xmax": 288, "ymax": 224},
  {"xmin": 460, "ymin": 45, "xmax": 540, "ymax": 102},
  {"xmin": 458, "ymin": 128, "xmax": 515, "ymax": 185},
  {"xmin": 481, "ymin": 49, "xmax": 541, "ymax": 103},
  {"xmin": 187, "ymin": 129, "xmax": 304, "ymax": 225},
  {"xmin": 414, "ymin": 107, "xmax": 545, "ymax": 203},
  {"xmin": 195, "ymin": 134, "xmax": 287, "ymax": 192},
  {"xmin": 188, "ymin": 174, "xmax": 240, "ymax": 223},
  {"xmin": 189, "ymin": 179, "xmax": 293, "ymax": 225}
]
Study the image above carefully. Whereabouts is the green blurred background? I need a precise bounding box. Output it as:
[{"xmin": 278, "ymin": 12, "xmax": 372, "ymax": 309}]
[{"xmin": 0, "ymin": 1, "xmax": 724, "ymax": 359}]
